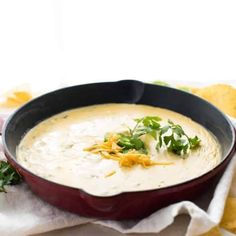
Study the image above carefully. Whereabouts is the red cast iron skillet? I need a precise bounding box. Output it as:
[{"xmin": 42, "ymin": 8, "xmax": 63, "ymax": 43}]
[{"xmin": 2, "ymin": 80, "xmax": 236, "ymax": 220}]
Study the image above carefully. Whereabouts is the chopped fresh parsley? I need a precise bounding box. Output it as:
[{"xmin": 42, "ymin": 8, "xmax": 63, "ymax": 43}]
[
  {"xmin": 132, "ymin": 116, "xmax": 161, "ymax": 139},
  {"xmin": 117, "ymin": 116, "xmax": 163, "ymax": 154},
  {"xmin": 118, "ymin": 134, "xmax": 147, "ymax": 154}
]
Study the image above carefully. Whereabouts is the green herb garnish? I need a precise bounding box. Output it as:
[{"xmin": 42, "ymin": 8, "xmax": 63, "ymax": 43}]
[
  {"xmin": 85, "ymin": 116, "xmax": 201, "ymax": 168},
  {"xmin": 115, "ymin": 116, "xmax": 201, "ymax": 157},
  {"xmin": 177, "ymin": 86, "xmax": 192, "ymax": 93},
  {"xmin": 156, "ymin": 120, "xmax": 201, "ymax": 156},
  {"xmin": 118, "ymin": 134, "xmax": 147, "ymax": 154},
  {"xmin": 0, "ymin": 161, "xmax": 21, "ymax": 193},
  {"xmin": 117, "ymin": 116, "xmax": 162, "ymax": 154},
  {"xmin": 153, "ymin": 80, "xmax": 170, "ymax": 87}
]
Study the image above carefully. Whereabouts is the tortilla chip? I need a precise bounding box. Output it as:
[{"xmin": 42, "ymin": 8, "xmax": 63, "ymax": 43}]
[
  {"xmin": 0, "ymin": 91, "xmax": 32, "ymax": 108},
  {"xmin": 220, "ymin": 197, "xmax": 236, "ymax": 233},
  {"xmin": 200, "ymin": 226, "xmax": 222, "ymax": 236},
  {"xmin": 192, "ymin": 84, "xmax": 236, "ymax": 118}
]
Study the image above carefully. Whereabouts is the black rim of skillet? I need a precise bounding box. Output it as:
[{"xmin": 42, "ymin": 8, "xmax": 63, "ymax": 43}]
[{"xmin": 2, "ymin": 80, "xmax": 236, "ymax": 198}]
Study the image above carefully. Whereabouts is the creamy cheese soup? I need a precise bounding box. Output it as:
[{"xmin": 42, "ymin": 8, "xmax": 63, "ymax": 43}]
[{"xmin": 17, "ymin": 104, "xmax": 221, "ymax": 196}]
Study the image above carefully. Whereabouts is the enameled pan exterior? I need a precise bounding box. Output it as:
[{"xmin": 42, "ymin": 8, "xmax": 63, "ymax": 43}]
[{"xmin": 2, "ymin": 80, "xmax": 236, "ymax": 219}]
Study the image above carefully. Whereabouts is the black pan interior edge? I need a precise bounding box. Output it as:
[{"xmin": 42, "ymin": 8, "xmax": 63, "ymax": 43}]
[{"xmin": 3, "ymin": 80, "xmax": 235, "ymax": 160}]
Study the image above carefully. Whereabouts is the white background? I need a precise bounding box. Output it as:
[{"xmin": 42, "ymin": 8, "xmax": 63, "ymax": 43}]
[{"xmin": 0, "ymin": 0, "xmax": 235, "ymax": 93}]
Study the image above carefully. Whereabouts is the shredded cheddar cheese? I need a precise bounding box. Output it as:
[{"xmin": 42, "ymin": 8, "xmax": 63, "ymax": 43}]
[{"xmin": 84, "ymin": 135, "xmax": 173, "ymax": 168}]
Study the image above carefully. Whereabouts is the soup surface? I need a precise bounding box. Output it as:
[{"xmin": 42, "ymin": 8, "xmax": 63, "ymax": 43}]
[{"xmin": 17, "ymin": 104, "xmax": 221, "ymax": 196}]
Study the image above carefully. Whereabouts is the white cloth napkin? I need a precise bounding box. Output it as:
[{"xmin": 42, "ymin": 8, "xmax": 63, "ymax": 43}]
[{"xmin": 0, "ymin": 116, "xmax": 235, "ymax": 236}]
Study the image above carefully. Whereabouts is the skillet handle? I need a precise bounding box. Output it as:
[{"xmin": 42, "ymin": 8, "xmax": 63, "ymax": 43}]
[{"xmin": 115, "ymin": 80, "xmax": 145, "ymax": 103}]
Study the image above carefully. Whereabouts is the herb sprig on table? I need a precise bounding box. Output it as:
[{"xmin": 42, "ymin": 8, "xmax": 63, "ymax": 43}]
[{"xmin": 0, "ymin": 161, "xmax": 21, "ymax": 193}]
